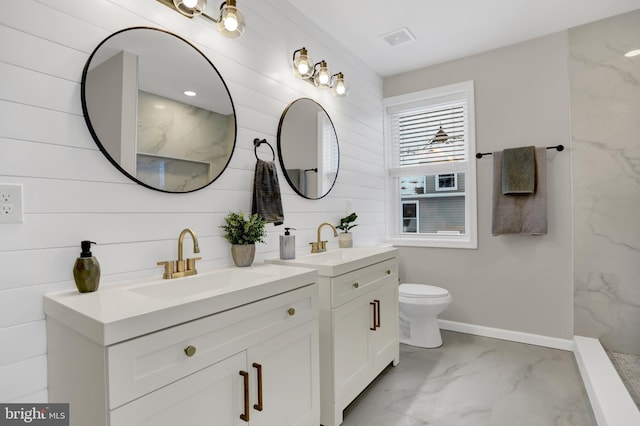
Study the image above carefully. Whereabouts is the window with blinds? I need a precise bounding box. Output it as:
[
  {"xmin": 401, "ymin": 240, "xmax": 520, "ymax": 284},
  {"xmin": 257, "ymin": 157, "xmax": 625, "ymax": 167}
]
[
  {"xmin": 384, "ymin": 81, "xmax": 477, "ymax": 249},
  {"xmin": 397, "ymin": 104, "xmax": 466, "ymax": 166}
]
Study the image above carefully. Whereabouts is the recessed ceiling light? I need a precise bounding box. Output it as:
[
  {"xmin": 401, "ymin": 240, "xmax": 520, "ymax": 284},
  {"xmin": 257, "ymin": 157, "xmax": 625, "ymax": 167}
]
[
  {"xmin": 380, "ymin": 27, "xmax": 416, "ymax": 47},
  {"xmin": 184, "ymin": 90, "xmax": 197, "ymax": 96},
  {"xmin": 624, "ymin": 49, "xmax": 640, "ymax": 58}
]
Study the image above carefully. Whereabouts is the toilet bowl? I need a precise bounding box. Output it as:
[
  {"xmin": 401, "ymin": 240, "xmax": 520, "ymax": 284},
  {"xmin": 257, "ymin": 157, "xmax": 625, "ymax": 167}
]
[{"xmin": 398, "ymin": 283, "xmax": 452, "ymax": 348}]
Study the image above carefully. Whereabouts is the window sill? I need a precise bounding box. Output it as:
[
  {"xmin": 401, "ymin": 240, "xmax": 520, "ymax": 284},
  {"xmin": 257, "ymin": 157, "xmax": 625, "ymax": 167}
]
[{"xmin": 387, "ymin": 236, "xmax": 477, "ymax": 249}]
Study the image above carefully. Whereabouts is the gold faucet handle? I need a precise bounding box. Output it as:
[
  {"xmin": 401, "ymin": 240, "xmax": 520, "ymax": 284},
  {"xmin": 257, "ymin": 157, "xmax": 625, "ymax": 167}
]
[
  {"xmin": 309, "ymin": 242, "xmax": 320, "ymax": 253},
  {"xmin": 157, "ymin": 261, "xmax": 175, "ymax": 279},
  {"xmin": 186, "ymin": 257, "xmax": 202, "ymax": 271}
]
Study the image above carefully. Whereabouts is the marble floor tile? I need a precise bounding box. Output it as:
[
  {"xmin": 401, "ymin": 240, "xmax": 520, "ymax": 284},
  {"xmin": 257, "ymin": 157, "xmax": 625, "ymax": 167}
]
[{"xmin": 342, "ymin": 331, "xmax": 596, "ymax": 426}]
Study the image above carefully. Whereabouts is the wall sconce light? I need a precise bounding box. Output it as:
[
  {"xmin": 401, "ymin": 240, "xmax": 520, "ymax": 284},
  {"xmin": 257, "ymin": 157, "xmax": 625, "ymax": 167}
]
[
  {"xmin": 291, "ymin": 47, "xmax": 349, "ymax": 97},
  {"xmin": 331, "ymin": 73, "xmax": 348, "ymax": 97},
  {"xmin": 292, "ymin": 47, "xmax": 314, "ymax": 79},
  {"xmin": 157, "ymin": 0, "xmax": 245, "ymax": 38}
]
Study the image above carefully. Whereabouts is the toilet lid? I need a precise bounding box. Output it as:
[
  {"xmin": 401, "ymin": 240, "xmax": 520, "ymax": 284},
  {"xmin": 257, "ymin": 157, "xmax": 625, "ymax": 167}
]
[{"xmin": 399, "ymin": 283, "xmax": 449, "ymax": 298}]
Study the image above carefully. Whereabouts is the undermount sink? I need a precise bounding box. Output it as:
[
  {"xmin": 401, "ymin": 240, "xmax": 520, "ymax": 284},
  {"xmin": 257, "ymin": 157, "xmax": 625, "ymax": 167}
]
[
  {"xmin": 129, "ymin": 268, "xmax": 274, "ymax": 301},
  {"xmin": 266, "ymin": 246, "xmax": 398, "ymax": 277}
]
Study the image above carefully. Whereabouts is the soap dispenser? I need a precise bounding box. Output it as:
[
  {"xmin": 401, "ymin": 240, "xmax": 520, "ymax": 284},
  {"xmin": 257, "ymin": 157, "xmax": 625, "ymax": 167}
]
[
  {"xmin": 73, "ymin": 240, "xmax": 101, "ymax": 293},
  {"xmin": 279, "ymin": 227, "xmax": 296, "ymax": 260}
]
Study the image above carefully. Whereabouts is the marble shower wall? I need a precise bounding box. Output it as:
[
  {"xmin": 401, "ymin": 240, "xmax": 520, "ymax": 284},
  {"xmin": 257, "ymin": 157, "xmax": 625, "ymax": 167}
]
[{"xmin": 570, "ymin": 10, "xmax": 640, "ymax": 354}]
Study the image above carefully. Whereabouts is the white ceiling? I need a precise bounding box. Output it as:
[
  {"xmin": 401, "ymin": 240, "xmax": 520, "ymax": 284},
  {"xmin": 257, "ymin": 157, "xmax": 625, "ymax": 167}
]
[{"xmin": 288, "ymin": 0, "xmax": 640, "ymax": 77}]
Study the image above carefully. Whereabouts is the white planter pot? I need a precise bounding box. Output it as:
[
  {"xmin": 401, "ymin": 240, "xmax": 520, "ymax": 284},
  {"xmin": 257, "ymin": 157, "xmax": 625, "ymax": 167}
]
[{"xmin": 338, "ymin": 232, "xmax": 353, "ymax": 248}]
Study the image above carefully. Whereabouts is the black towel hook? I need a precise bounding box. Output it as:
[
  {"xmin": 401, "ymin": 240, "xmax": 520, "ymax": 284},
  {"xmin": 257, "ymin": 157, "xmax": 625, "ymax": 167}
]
[{"xmin": 254, "ymin": 138, "xmax": 275, "ymax": 161}]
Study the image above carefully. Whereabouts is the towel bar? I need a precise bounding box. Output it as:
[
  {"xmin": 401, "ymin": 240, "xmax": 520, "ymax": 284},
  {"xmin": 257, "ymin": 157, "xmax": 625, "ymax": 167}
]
[{"xmin": 475, "ymin": 144, "xmax": 564, "ymax": 159}]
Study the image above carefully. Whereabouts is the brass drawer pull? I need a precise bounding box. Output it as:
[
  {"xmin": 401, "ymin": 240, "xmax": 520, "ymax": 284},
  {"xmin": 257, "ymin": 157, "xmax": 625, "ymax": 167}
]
[
  {"xmin": 239, "ymin": 370, "xmax": 250, "ymax": 422},
  {"xmin": 353, "ymin": 282, "xmax": 359, "ymax": 288},
  {"xmin": 386, "ymin": 269, "xmax": 391, "ymax": 275},
  {"xmin": 184, "ymin": 345, "xmax": 196, "ymax": 357},
  {"xmin": 288, "ymin": 307, "xmax": 296, "ymax": 316},
  {"xmin": 374, "ymin": 299, "xmax": 381, "ymax": 328},
  {"xmin": 253, "ymin": 363, "xmax": 263, "ymax": 411},
  {"xmin": 370, "ymin": 302, "xmax": 377, "ymax": 331}
]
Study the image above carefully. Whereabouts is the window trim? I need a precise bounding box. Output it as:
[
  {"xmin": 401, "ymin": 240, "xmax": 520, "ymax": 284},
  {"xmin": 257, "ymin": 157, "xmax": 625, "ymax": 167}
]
[{"xmin": 384, "ymin": 80, "xmax": 477, "ymax": 249}]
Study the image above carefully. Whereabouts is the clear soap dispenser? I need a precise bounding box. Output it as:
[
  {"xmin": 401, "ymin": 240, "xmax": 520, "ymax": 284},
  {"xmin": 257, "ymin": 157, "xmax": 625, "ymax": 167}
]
[{"xmin": 279, "ymin": 227, "xmax": 296, "ymax": 260}]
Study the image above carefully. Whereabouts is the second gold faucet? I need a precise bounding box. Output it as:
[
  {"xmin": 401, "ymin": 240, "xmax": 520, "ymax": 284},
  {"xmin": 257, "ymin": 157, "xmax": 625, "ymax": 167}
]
[{"xmin": 310, "ymin": 222, "xmax": 338, "ymax": 253}]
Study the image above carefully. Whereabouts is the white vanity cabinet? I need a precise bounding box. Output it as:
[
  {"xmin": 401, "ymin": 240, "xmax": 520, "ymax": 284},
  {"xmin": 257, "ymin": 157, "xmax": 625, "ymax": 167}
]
[
  {"xmin": 319, "ymin": 254, "xmax": 399, "ymax": 426},
  {"xmin": 44, "ymin": 265, "xmax": 320, "ymax": 426}
]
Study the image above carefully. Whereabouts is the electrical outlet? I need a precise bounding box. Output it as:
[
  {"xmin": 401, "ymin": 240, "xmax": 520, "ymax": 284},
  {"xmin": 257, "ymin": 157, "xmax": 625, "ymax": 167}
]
[{"xmin": 0, "ymin": 184, "xmax": 23, "ymax": 224}]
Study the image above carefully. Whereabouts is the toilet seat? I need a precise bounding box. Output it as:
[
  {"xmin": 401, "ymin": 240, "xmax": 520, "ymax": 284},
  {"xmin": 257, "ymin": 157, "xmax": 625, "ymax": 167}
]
[{"xmin": 399, "ymin": 283, "xmax": 449, "ymax": 298}]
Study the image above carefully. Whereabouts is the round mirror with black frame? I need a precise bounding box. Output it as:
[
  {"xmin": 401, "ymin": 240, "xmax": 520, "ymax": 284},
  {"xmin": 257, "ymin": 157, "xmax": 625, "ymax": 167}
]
[
  {"xmin": 277, "ymin": 98, "xmax": 339, "ymax": 199},
  {"xmin": 81, "ymin": 27, "xmax": 237, "ymax": 193}
]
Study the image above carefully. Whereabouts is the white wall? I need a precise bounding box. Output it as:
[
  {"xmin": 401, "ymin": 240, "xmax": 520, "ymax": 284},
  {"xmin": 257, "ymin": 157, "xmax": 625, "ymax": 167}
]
[
  {"xmin": 384, "ymin": 32, "xmax": 575, "ymax": 340},
  {"xmin": 0, "ymin": 0, "xmax": 385, "ymax": 402}
]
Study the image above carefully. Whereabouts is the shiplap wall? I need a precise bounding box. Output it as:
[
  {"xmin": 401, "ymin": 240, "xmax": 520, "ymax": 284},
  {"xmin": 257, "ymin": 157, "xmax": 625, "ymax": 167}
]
[{"xmin": 0, "ymin": 0, "xmax": 385, "ymax": 402}]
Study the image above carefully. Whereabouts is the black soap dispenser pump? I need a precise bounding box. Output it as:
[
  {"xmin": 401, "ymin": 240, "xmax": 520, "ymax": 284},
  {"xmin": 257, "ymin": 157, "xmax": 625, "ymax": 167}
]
[
  {"xmin": 279, "ymin": 227, "xmax": 296, "ymax": 260},
  {"xmin": 73, "ymin": 240, "xmax": 101, "ymax": 293}
]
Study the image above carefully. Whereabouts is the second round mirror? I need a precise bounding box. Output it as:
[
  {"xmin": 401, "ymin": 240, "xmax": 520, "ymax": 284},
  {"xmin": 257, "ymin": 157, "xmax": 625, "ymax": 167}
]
[{"xmin": 277, "ymin": 98, "xmax": 339, "ymax": 199}]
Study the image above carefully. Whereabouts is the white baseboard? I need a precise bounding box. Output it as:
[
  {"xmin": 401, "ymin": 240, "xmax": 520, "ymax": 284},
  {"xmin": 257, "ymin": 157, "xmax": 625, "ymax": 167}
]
[
  {"xmin": 574, "ymin": 336, "xmax": 640, "ymax": 426},
  {"xmin": 438, "ymin": 319, "xmax": 575, "ymax": 351}
]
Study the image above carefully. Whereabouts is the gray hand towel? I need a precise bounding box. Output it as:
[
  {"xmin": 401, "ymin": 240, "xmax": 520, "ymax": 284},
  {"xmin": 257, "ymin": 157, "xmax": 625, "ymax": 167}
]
[
  {"xmin": 492, "ymin": 147, "xmax": 547, "ymax": 235},
  {"xmin": 502, "ymin": 146, "xmax": 535, "ymax": 194},
  {"xmin": 252, "ymin": 159, "xmax": 284, "ymax": 226}
]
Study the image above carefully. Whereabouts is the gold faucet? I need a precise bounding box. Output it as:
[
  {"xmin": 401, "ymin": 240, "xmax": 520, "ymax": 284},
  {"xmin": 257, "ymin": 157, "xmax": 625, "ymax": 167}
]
[
  {"xmin": 157, "ymin": 228, "xmax": 201, "ymax": 279},
  {"xmin": 310, "ymin": 222, "xmax": 338, "ymax": 253}
]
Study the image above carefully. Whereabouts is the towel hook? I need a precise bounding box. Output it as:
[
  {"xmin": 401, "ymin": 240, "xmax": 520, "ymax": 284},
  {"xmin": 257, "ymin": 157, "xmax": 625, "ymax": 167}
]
[{"xmin": 253, "ymin": 138, "xmax": 275, "ymax": 161}]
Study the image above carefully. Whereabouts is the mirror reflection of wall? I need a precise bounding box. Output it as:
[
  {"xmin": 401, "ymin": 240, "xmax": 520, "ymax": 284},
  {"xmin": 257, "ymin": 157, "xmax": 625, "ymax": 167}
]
[
  {"xmin": 137, "ymin": 91, "xmax": 234, "ymax": 191},
  {"xmin": 81, "ymin": 27, "xmax": 237, "ymax": 193},
  {"xmin": 277, "ymin": 98, "xmax": 339, "ymax": 199}
]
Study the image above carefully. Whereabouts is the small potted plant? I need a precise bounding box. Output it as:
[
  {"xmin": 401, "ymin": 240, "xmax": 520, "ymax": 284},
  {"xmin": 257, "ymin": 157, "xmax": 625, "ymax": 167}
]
[
  {"xmin": 336, "ymin": 212, "xmax": 358, "ymax": 248},
  {"xmin": 220, "ymin": 212, "xmax": 266, "ymax": 267}
]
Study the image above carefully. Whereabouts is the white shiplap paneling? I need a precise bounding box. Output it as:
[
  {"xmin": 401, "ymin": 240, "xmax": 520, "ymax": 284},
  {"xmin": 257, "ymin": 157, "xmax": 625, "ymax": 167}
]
[{"xmin": 0, "ymin": 0, "xmax": 384, "ymax": 401}]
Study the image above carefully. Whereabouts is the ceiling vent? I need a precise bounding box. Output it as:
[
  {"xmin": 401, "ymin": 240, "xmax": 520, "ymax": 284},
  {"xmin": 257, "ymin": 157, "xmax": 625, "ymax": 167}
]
[{"xmin": 380, "ymin": 27, "xmax": 416, "ymax": 47}]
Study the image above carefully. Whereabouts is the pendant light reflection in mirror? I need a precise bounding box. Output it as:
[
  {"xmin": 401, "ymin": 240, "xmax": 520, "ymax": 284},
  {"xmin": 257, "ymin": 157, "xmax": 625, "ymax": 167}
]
[{"xmin": 157, "ymin": 0, "xmax": 245, "ymax": 38}]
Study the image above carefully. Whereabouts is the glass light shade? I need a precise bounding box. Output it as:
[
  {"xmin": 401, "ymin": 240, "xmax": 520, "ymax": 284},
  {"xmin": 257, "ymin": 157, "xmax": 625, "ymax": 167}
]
[
  {"xmin": 173, "ymin": 0, "xmax": 206, "ymax": 17},
  {"xmin": 313, "ymin": 61, "xmax": 331, "ymax": 88},
  {"xmin": 217, "ymin": 1, "xmax": 245, "ymax": 38},
  {"xmin": 292, "ymin": 48, "xmax": 314, "ymax": 78},
  {"xmin": 331, "ymin": 73, "xmax": 349, "ymax": 97}
]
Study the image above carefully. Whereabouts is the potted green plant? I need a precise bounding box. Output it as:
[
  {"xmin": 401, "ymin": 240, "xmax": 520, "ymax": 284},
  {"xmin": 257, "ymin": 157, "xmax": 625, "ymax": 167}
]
[
  {"xmin": 220, "ymin": 212, "xmax": 266, "ymax": 267},
  {"xmin": 336, "ymin": 212, "xmax": 358, "ymax": 248}
]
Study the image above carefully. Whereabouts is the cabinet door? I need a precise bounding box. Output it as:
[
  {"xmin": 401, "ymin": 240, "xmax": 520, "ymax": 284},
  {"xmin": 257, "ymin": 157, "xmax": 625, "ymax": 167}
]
[
  {"xmin": 370, "ymin": 282, "xmax": 399, "ymax": 372},
  {"xmin": 109, "ymin": 352, "xmax": 247, "ymax": 426},
  {"xmin": 332, "ymin": 294, "xmax": 374, "ymax": 402},
  {"xmin": 247, "ymin": 319, "xmax": 319, "ymax": 426}
]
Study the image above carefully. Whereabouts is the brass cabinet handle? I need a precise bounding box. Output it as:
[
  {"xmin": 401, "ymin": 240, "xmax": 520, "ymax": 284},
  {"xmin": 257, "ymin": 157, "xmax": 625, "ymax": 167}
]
[
  {"xmin": 239, "ymin": 370, "xmax": 249, "ymax": 422},
  {"xmin": 374, "ymin": 299, "xmax": 381, "ymax": 328},
  {"xmin": 184, "ymin": 345, "xmax": 196, "ymax": 357},
  {"xmin": 253, "ymin": 363, "xmax": 263, "ymax": 411},
  {"xmin": 386, "ymin": 269, "xmax": 391, "ymax": 275},
  {"xmin": 370, "ymin": 302, "xmax": 377, "ymax": 331},
  {"xmin": 353, "ymin": 282, "xmax": 359, "ymax": 288},
  {"xmin": 288, "ymin": 307, "xmax": 296, "ymax": 316}
]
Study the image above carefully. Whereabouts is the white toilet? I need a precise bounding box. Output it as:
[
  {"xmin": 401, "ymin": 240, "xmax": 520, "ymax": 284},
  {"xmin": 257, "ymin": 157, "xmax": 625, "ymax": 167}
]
[{"xmin": 398, "ymin": 283, "xmax": 452, "ymax": 348}]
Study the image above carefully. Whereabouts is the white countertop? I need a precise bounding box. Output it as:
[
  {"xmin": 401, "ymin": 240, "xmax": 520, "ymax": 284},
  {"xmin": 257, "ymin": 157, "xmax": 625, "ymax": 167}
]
[
  {"xmin": 266, "ymin": 246, "xmax": 399, "ymax": 277},
  {"xmin": 44, "ymin": 263, "xmax": 317, "ymax": 346}
]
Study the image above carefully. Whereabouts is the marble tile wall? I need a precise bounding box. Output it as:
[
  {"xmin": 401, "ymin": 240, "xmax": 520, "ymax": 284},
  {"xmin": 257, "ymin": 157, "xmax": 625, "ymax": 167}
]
[{"xmin": 570, "ymin": 9, "xmax": 640, "ymax": 354}]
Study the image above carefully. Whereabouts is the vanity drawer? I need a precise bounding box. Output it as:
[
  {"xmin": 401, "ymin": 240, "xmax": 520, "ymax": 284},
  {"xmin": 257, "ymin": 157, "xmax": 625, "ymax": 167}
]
[
  {"xmin": 331, "ymin": 258, "xmax": 397, "ymax": 308},
  {"xmin": 106, "ymin": 284, "xmax": 317, "ymax": 409}
]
